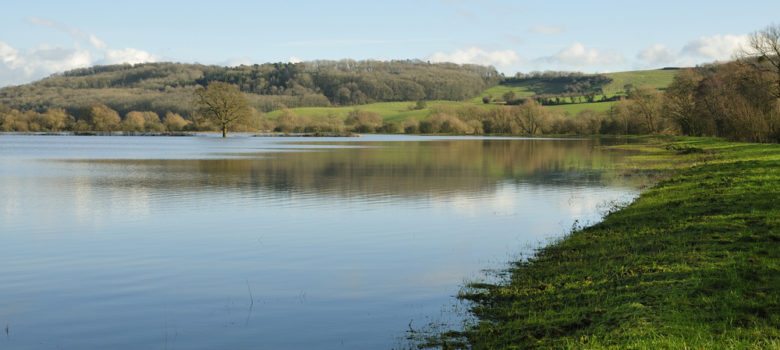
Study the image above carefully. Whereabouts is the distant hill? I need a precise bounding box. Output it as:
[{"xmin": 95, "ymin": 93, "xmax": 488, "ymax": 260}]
[
  {"xmin": 0, "ymin": 60, "xmax": 501, "ymax": 117},
  {"xmin": 473, "ymin": 69, "xmax": 680, "ymax": 104},
  {"xmin": 0, "ymin": 61, "xmax": 681, "ymax": 123}
]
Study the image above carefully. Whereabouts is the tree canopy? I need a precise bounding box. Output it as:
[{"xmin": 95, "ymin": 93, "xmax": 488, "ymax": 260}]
[
  {"xmin": 742, "ymin": 24, "xmax": 780, "ymax": 98},
  {"xmin": 194, "ymin": 82, "xmax": 253, "ymax": 137},
  {"xmin": 0, "ymin": 60, "xmax": 501, "ymax": 117}
]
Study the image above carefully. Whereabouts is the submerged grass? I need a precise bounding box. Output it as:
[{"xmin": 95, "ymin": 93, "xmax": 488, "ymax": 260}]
[
  {"xmin": 428, "ymin": 137, "xmax": 780, "ymax": 349},
  {"xmin": 265, "ymin": 100, "xmax": 488, "ymax": 123},
  {"xmin": 546, "ymin": 101, "xmax": 615, "ymax": 115}
]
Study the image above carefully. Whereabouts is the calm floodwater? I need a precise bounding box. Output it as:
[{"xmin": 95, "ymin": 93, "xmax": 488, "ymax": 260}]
[{"xmin": 0, "ymin": 134, "xmax": 639, "ymax": 349}]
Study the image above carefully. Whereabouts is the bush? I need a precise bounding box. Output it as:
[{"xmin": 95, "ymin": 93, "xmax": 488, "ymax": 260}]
[
  {"xmin": 402, "ymin": 118, "xmax": 420, "ymax": 134},
  {"xmin": 163, "ymin": 112, "xmax": 189, "ymax": 131},
  {"xmin": 425, "ymin": 113, "xmax": 471, "ymax": 134},
  {"xmin": 345, "ymin": 110, "xmax": 383, "ymax": 133}
]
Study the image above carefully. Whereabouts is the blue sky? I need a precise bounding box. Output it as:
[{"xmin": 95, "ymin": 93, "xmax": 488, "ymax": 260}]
[{"xmin": 1, "ymin": 0, "xmax": 778, "ymax": 86}]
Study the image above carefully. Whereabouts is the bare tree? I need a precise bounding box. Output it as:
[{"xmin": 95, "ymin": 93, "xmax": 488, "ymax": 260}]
[
  {"xmin": 742, "ymin": 24, "xmax": 780, "ymax": 98},
  {"xmin": 628, "ymin": 86, "xmax": 664, "ymax": 134},
  {"xmin": 664, "ymin": 69, "xmax": 705, "ymax": 136},
  {"xmin": 513, "ymin": 101, "xmax": 549, "ymax": 135}
]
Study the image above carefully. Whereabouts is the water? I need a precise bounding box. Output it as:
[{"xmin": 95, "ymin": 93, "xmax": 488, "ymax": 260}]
[{"xmin": 0, "ymin": 134, "xmax": 639, "ymax": 349}]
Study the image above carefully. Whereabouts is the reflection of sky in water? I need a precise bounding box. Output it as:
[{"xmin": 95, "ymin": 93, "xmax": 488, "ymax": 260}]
[{"xmin": 0, "ymin": 134, "xmax": 638, "ymax": 349}]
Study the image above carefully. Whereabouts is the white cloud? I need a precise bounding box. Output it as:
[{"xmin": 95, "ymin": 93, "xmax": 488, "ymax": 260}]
[
  {"xmin": 530, "ymin": 25, "xmax": 564, "ymax": 35},
  {"xmin": 0, "ymin": 41, "xmax": 20, "ymax": 64},
  {"xmin": 287, "ymin": 56, "xmax": 304, "ymax": 64},
  {"xmin": 550, "ymin": 42, "xmax": 624, "ymax": 66},
  {"xmin": 26, "ymin": 46, "xmax": 92, "ymax": 74},
  {"xmin": 631, "ymin": 33, "xmax": 750, "ymax": 70},
  {"xmin": 0, "ymin": 18, "xmax": 160, "ymax": 86},
  {"xmin": 0, "ymin": 40, "xmax": 92, "ymax": 85},
  {"xmin": 27, "ymin": 17, "xmax": 159, "ymax": 66},
  {"xmin": 102, "ymin": 48, "xmax": 160, "ymax": 65},
  {"xmin": 428, "ymin": 47, "xmax": 524, "ymax": 67},
  {"xmin": 88, "ymin": 34, "xmax": 108, "ymax": 51},
  {"xmin": 637, "ymin": 44, "xmax": 676, "ymax": 66},
  {"xmin": 280, "ymin": 39, "xmax": 393, "ymax": 47},
  {"xmin": 681, "ymin": 34, "xmax": 749, "ymax": 61},
  {"xmin": 218, "ymin": 57, "xmax": 252, "ymax": 67}
]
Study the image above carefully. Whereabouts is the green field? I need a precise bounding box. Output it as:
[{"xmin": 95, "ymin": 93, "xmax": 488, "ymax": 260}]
[
  {"xmin": 602, "ymin": 69, "xmax": 679, "ymax": 95},
  {"xmin": 265, "ymin": 69, "xmax": 678, "ymax": 123},
  {"xmin": 468, "ymin": 84, "xmax": 538, "ymax": 104},
  {"xmin": 428, "ymin": 137, "xmax": 780, "ymax": 349},
  {"xmin": 473, "ymin": 69, "xmax": 679, "ymax": 104}
]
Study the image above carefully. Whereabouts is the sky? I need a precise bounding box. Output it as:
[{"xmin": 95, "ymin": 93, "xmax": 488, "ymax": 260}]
[{"xmin": 1, "ymin": 0, "xmax": 778, "ymax": 87}]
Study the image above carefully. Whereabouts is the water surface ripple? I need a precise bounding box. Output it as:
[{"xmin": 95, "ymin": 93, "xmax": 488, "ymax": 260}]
[{"xmin": 0, "ymin": 134, "xmax": 638, "ymax": 349}]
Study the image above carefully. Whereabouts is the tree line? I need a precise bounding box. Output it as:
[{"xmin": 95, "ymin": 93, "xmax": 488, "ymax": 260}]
[
  {"xmin": 259, "ymin": 102, "xmax": 629, "ymax": 136},
  {"xmin": 0, "ymin": 102, "xmax": 204, "ymax": 133},
  {"xmin": 502, "ymin": 72, "xmax": 612, "ymax": 96},
  {"xmin": 1, "ymin": 62, "xmax": 776, "ymax": 142},
  {"xmin": 0, "ymin": 60, "xmax": 500, "ymax": 117},
  {"xmin": 1, "ymin": 59, "xmax": 777, "ymax": 142},
  {"xmin": 1, "ymin": 25, "xmax": 777, "ymax": 142}
]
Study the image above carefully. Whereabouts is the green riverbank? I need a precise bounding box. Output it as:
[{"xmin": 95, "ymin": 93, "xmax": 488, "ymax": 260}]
[{"xmin": 432, "ymin": 137, "xmax": 780, "ymax": 349}]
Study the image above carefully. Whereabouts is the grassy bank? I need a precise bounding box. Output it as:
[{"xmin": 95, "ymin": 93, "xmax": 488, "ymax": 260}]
[{"xmin": 432, "ymin": 138, "xmax": 779, "ymax": 348}]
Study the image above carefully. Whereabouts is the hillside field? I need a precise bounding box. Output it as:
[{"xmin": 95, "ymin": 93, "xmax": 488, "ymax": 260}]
[
  {"xmin": 266, "ymin": 71, "xmax": 679, "ymax": 122},
  {"xmin": 473, "ymin": 69, "xmax": 679, "ymax": 103}
]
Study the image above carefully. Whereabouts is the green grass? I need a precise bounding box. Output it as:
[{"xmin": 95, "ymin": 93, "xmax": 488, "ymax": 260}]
[
  {"xmin": 470, "ymin": 84, "xmax": 538, "ymax": 104},
  {"xmin": 472, "ymin": 78, "xmax": 593, "ymax": 104},
  {"xmin": 266, "ymin": 69, "xmax": 679, "ymax": 123},
  {"xmin": 429, "ymin": 138, "xmax": 780, "ymax": 349},
  {"xmin": 472, "ymin": 69, "xmax": 679, "ymax": 105},
  {"xmin": 602, "ymin": 69, "xmax": 679, "ymax": 95}
]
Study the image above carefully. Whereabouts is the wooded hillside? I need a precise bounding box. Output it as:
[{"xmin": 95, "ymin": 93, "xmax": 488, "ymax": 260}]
[{"xmin": 0, "ymin": 60, "xmax": 500, "ymax": 117}]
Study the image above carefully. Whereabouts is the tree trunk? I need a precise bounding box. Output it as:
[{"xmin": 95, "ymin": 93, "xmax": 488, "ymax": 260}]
[{"xmin": 222, "ymin": 125, "xmax": 227, "ymax": 138}]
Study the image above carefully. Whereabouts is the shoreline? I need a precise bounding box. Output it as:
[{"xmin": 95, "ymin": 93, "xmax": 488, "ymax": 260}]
[
  {"xmin": 0, "ymin": 131, "xmax": 361, "ymax": 137},
  {"xmin": 428, "ymin": 137, "xmax": 780, "ymax": 348}
]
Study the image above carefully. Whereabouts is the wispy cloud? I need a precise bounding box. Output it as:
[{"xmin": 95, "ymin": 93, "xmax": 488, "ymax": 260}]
[
  {"xmin": 279, "ymin": 39, "xmax": 398, "ymax": 47},
  {"xmin": 27, "ymin": 17, "xmax": 108, "ymax": 50},
  {"xmin": 504, "ymin": 34, "xmax": 525, "ymax": 45},
  {"xmin": 456, "ymin": 9, "xmax": 478, "ymax": 22},
  {"xmin": 530, "ymin": 25, "xmax": 564, "ymax": 35}
]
